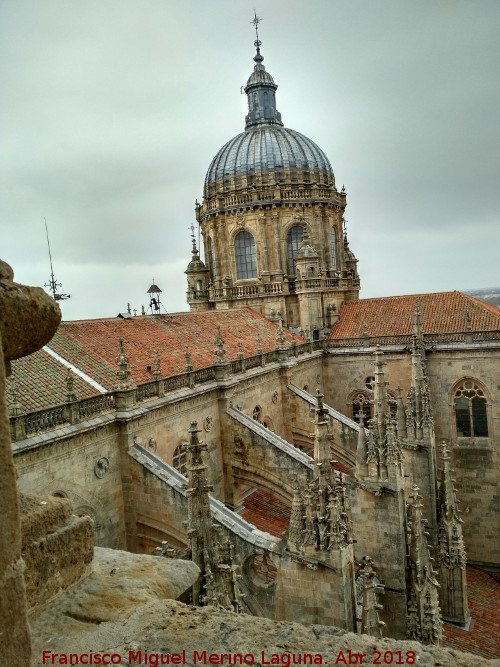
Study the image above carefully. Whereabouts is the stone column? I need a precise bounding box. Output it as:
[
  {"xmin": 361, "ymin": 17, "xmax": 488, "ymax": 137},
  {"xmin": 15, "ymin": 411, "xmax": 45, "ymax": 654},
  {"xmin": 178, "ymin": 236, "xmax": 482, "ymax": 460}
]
[{"xmin": 0, "ymin": 259, "xmax": 61, "ymax": 667}]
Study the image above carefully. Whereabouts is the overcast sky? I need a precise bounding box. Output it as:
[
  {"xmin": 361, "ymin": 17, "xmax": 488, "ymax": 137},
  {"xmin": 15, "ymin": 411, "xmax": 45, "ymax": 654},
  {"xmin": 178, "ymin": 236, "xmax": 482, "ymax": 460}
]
[{"xmin": 1, "ymin": 0, "xmax": 499, "ymax": 320}]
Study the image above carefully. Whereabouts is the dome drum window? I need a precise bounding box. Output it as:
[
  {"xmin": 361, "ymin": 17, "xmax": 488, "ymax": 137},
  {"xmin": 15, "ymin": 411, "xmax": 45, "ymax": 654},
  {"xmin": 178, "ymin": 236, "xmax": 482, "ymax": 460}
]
[{"xmin": 235, "ymin": 231, "xmax": 257, "ymax": 280}]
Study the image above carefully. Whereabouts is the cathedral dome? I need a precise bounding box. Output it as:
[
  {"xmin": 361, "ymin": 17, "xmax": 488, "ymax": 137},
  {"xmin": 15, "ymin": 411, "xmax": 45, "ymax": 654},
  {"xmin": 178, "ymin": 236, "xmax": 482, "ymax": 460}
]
[
  {"xmin": 203, "ymin": 44, "xmax": 335, "ymax": 201},
  {"xmin": 204, "ymin": 126, "xmax": 335, "ymax": 194}
]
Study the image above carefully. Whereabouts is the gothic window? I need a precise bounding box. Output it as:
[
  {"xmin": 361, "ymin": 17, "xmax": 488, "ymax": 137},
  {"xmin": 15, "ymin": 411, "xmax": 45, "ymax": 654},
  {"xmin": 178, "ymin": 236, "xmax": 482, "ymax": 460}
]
[
  {"xmin": 387, "ymin": 391, "xmax": 398, "ymax": 419},
  {"xmin": 208, "ymin": 237, "xmax": 216, "ymax": 281},
  {"xmin": 453, "ymin": 380, "xmax": 488, "ymax": 437},
  {"xmin": 365, "ymin": 376, "xmax": 375, "ymax": 391},
  {"xmin": 172, "ymin": 444, "xmax": 187, "ymax": 475},
  {"xmin": 307, "ymin": 267, "xmax": 315, "ymax": 278},
  {"xmin": 330, "ymin": 227, "xmax": 338, "ymax": 269},
  {"xmin": 350, "ymin": 391, "xmax": 372, "ymax": 424},
  {"xmin": 235, "ymin": 231, "xmax": 257, "ymax": 279},
  {"xmin": 287, "ymin": 226, "xmax": 303, "ymax": 275}
]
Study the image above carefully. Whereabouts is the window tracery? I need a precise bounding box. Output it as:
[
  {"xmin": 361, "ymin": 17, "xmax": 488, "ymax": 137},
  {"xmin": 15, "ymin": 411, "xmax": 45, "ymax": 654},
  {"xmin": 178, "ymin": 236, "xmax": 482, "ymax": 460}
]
[
  {"xmin": 350, "ymin": 391, "xmax": 372, "ymax": 424},
  {"xmin": 453, "ymin": 380, "xmax": 488, "ymax": 438},
  {"xmin": 235, "ymin": 231, "xmax": 257, "ymax": 279},
  {"xmin": 172, "ymin": 443, "xmax": 188, "ymax": 475}
]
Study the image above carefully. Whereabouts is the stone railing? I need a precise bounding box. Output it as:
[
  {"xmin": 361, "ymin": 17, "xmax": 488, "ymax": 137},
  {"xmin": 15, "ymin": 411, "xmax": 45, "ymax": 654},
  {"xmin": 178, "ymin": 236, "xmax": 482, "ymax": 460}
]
[
  {"xmin": 9, "ymin": 341, "xmax": 324, "ymax": 441},
  {"xmin": 197, "ymin": 185, "xmax": 346, "ymax": 222},
  {"xmin": 327, "ymin": 329, "xmax": 500, "ymax": 349},
  {"xmin": 208, "ymin": 275, "xmax": 357, "ymax": 301}
]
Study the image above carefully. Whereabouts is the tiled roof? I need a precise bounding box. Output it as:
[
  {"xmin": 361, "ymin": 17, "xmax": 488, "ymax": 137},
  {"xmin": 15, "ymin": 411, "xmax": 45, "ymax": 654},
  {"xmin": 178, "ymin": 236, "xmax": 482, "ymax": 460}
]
[
  {"xmin": 443, "ymin": 567, "xmax": 500, "ymax": 659},
  {"xmin": 330, "ymin": 292, "xmax": 500, "ymax": 341},
  {"xmin": 9, "ymin": 309, "xmax": 300, "ymax": 409},
  {"xmin": 240, "ymin": 489, "xmax": 291, "ymax": 538},
  {"xmin": 8, "ymin": 349, "xmax": 99, "ymax": 412}
]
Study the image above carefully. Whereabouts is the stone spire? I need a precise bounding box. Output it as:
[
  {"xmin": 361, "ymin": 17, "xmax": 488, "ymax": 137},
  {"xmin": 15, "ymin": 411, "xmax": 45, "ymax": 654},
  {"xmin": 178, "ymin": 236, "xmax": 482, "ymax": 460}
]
[
  {"xmin": 183, "ymin": 421, "xmax": 243, "ymax": 611},
  {"xmin": 436, "ymin": 442, "xmax": 468, "ymax": 623},
  {"xmin": 363, "ymin": 347, "xmax": 403, "ymax": 480},
  {"xmin": 244, "ymin": 19, "xmax": 283, "ymax": 129},
  {"xmin": 406, "ymin": 485, "xmax": 442, "ymax": 645},
  {"xmin": 287, "ymin": 392, "xmax": 353, "ymax": 559}
]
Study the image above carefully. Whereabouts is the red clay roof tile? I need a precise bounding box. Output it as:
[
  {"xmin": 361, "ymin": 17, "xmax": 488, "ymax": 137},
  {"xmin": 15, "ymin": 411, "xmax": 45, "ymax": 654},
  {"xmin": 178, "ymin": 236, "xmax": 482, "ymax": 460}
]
[{"xmin": 330, "ymin": 292, "xmax": 500, "ymax": 342}]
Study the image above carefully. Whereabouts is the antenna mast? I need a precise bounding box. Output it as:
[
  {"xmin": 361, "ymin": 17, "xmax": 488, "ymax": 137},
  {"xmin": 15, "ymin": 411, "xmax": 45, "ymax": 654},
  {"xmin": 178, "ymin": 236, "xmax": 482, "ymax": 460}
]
[{"xmin": 44, "ymin": 218, "xmax": 70, "ymax": 301}]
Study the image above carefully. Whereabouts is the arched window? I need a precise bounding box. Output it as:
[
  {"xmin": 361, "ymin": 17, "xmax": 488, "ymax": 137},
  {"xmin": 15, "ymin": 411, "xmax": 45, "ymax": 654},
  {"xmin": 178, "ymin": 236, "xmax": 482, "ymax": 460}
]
[
  {"xmin": 235, "ymin": 231, "xmax": 257, "ymax": 279},
  {"xmin": 287, "ymin": 226, "xmax": 303, "ymax": 275},
  {"xmin": 208, "ymin": 237, "xmax": 217, "ymax": 281},
  {"xmin": 330, "ymin": 228, "xmax": 338, "ymax": 269},
  {"xmin": 454, "ymin": 380, "xmax": 488, "ymax": 437},
  {"xmin": 172, "ymin": 444, "xmax": 188, "ymax": 476},
  {"xmin": 350, "ymin": 391, "xmax": 372, "ymax": 424}
]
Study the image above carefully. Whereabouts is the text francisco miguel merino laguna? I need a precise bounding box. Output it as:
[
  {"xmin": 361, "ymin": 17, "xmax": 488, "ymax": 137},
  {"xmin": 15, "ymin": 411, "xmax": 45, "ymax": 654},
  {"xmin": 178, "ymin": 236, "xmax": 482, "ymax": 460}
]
[{"xmin": 42, "ymin": 649, "xmax": 418, "ymax": 665}]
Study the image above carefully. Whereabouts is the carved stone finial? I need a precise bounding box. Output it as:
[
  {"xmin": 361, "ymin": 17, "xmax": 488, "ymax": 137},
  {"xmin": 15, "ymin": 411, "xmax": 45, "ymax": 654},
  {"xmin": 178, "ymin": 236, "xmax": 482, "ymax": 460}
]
[
  {"xmin": 185, "ymin": 347, "xmax": 193, "ymax": 373},
  {"xmin": 6, "ymin": 381, "xmax": 24, "ymax": 417},
  {"xmin": 256, "ymin": 334, "xmax": 263, "ymax": 356},
  {"xmin": 154, "ymin": 351, "xmax": 161, "ymax": 380},
  {"xmin": 115, "ymin": 338, "xmax": 134, "ymax": 389},
  {"xmin": 276, "ymin": 319, "xmax": 286, "ymax": 347},
  {"xmin": 65, "ymin": 368, "xmax": 78, "ymax": 403},
  {"xmin": 214, "ymin": 324, "xmax": 226, "ymax": 364}
]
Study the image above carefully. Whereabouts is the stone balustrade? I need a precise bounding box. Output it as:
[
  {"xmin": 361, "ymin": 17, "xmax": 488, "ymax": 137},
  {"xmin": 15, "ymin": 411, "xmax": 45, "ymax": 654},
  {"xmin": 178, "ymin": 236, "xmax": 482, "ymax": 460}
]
[
  {"xmin": 9, "ymin": 340, "xmax": 324, "ymax": 441},
  {"xmin": 327, "ymin": 329, "xmax": 500, "ymax": 349},
  {"xmin": 197, "ymin": 184, "xmax": 346, "ymax": 222}
]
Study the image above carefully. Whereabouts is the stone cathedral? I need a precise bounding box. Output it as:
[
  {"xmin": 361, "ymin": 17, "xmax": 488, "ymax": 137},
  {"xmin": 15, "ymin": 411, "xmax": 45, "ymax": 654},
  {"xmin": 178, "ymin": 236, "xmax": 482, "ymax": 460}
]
[{"xmin": 3, "ymin": 31, "xmax": 500, "ymax": 659}]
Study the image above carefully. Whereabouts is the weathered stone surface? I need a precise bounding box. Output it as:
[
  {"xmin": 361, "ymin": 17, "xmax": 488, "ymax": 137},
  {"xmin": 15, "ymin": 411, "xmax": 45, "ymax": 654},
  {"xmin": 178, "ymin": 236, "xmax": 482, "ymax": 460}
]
[
  {"xmin": 0, "ymin": 260, "xmax": 61, "ymax": 667},
  {"xmin": 31, "ymin": 547, "xmax": 199, "ymax": 632},
  {"xmin": 0, "ymin": 267, "xmax": 61, "ymax": 367},
  {"xmin": 21, "ymin": 494, "xmax": 94, "ymax": 608},
  {"xmin": 30, "ymin": 598, "xmax": 497, "ymax": 667}
]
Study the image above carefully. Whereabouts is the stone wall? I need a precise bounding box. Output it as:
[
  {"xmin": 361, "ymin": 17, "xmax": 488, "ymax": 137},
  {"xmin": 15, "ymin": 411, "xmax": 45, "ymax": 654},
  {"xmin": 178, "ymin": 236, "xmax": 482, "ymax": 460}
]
[
  {"xmin": 20, "ymin": 494, "xmax": 94, "ymax": 608},
  {"xmin": 15, "ymin": 421, "xmax": 126, "ymax": 549},
  {"xmin": 324, "ymin": 345, "xmax": 500, "ymax": 567}
]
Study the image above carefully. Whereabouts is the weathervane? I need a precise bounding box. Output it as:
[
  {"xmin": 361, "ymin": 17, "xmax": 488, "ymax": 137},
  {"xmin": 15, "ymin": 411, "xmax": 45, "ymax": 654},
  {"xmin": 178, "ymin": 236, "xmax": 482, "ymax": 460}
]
[
  {"xmin": 44, "ymin": 218, "xmax": 70, "ymax": 301},
  {"xmin": 251, "ymin": 10, "xmax": 262, "ymax": 51}
]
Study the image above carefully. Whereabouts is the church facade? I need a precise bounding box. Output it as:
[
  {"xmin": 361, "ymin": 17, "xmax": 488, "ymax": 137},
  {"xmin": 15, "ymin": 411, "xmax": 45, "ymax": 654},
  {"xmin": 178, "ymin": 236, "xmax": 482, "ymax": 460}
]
[{"xmin": 6, "ymin": 36, "xmax": 500, "ymax": 648}]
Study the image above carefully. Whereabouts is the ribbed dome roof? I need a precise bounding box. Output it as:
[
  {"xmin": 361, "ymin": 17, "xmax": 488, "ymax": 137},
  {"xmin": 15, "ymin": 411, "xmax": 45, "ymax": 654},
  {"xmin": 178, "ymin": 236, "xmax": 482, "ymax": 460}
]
[
  {"xmin": 203, "ymin": 45, "xmax": 336, "ymax": 197},
  {"xmin": 204, "ymin": 125, "xmax": 334, "ymax": 190}
]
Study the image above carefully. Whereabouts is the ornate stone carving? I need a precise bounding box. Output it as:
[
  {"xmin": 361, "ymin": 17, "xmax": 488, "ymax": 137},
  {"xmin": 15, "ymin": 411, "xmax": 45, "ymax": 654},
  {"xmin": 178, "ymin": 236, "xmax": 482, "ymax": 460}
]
[
  {"xmin": 356, "ymin": 556, "xmax": 385, "ymax": 637},
  {"xmin": 94, "ymin": 457, "xmax": 110, "ymax": 479},
  {"xmin": 405, "ymin": 485, "xmax": 442, "ymax": 645},
  {"xmin": 203, "ymin": 416, "xmax": 213, "ymax": 432},
  {"xmin": 183, "ymin": 421, "xmax": 244, "ymax": 611}
]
